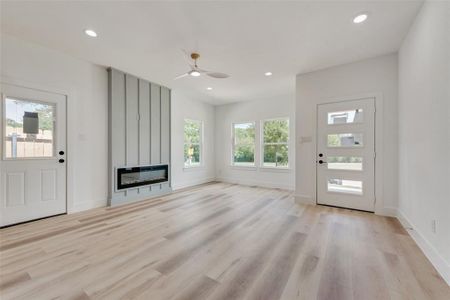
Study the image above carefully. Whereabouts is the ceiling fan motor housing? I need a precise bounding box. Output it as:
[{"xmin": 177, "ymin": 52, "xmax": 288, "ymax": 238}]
[{"xmin": 190, "ymin": 53, "xmax": 200, "ymax": 60}]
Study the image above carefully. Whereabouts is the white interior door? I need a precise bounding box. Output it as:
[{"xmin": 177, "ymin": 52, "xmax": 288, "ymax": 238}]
[
  {"xmin": 317, "ymin": 98, "xmax": 375, "ymax": 212},
  {"xmin": 0, "ymin": 83, "xmax": 67, "ymax": 226}
]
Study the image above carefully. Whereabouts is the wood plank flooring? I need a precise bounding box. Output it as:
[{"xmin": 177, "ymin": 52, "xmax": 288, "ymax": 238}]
[{"xmin": 0, "ymin": 182, "xmax": 449, "ymax": 300}]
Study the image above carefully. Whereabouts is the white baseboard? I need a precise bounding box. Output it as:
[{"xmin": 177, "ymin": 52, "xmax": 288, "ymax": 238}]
[
  {"xmin": 172, "ymin": 177, "xmax": 217, "ymax": 191},
  {"xmin": 377, "ymin": 206, "xmax": 398, "ymax": 217},
  {"xmin": 68, "ymin": 178, "xmax": 215, "ymax": 213},
  {"xmin": 216, "ymin": 177, "xmax": 294, "ymax": 190},
  {"xmin": 294, "ymin": 194, "xmax": 315, "ymax": 205},
  {"xmin": 396, "ymin": 210, "xmax": 450, "ymax": 286},
  {"xmin": 69, "ymin": 199, "xmax": 107, "ymax": 213}
]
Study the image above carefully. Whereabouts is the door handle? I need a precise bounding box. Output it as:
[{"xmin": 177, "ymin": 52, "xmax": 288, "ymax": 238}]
[
  {"xmin": 59, "ymin": 159, "xmax": 65, "ymax": 163},
  {"xmin": 318, "ymin": 160, "xmax": 327, "ymax": 164}
]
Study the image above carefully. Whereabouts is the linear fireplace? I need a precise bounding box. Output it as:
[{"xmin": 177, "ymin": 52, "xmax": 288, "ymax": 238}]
[{"xmin": 116, "ymin": 164, "xmax": 169, "ymax": 191}]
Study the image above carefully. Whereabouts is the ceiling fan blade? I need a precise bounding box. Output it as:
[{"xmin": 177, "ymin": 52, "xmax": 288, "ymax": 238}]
[
  {"xmin": 174, "ymin": 73, "xmax": 189, "ymax": 80},
  {"xmin": 207, "ymin": 72, "xmax": 230, "ymax": 79},
  {"xmin": 194, "ymin": 66, "xmax": 209, "ymax": 73},
  {"xmin": 188, "ymin": 65, "xmax": 208, "ymax": 74}
]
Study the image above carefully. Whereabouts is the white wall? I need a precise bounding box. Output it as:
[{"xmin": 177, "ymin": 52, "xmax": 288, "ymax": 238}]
[
  {"xmin": 398, "ymin": 1, "xmax": 450, "ymax": 283},
  {"xmin": 214, "ymin": 96, "xmax": 295, "ymax": 190},
  {"xmin": 295, "ymin": 53, "xmax": 398, "ymax": 214},
  {"xmin": 171, "ymin": 91, "xmax": 216, "ymax": 190},
  {"xmin": 1, "ymin": 34, "xmax": 109, "ymax": 212},
  {"xmin": 0, "ymin": 34, "xmax": 215, "ymax": 212}
]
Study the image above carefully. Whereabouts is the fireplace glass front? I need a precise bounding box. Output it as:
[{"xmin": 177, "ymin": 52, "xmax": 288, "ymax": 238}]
[{"xmin": 117, "ymin": 165, "xmax": 168, "ymax": 190}]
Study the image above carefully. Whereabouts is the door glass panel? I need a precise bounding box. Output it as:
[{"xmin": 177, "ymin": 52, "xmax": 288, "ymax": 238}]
[
  {"xmin": 327, "ymin": 133, "xmax": 363, "ymax": 147},
  {"xmin": 4, "ymin": 98, "xmax": 55, "ymax": 158},
  {"xmin": 328, "ymin": 109, "xmax": 363, "ymax": 124},
  {"xmin": 327, "ymin": 156, "xmax": 363, "ymax": 171},
  {"xmin": 327, "ymin": 179, "xmax": 363, "ymax": 195}
]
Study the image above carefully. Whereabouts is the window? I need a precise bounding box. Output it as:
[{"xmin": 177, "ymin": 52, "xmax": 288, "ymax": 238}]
[
  {"xmin": 262, "ymin": 118, "xmax": 289, "ymax": 168},
  {"xmin": 4, "ymin": 97, "xmax": 55, "ymax": 159},
  {"xmin": 232, "ymin": 122, "xmax": 255, "ymax": 166},
  {"xmin": 184, "ymin": 119, "xmax": 202, "ymax": 167}
]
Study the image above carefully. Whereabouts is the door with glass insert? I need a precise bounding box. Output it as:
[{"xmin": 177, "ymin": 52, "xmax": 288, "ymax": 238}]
[
  {"xmin": 317, "ymin": 98, "xmax": 375, "ymax": 211},
  {"xmin": 1, "ymin": 83, "xmax": 67, "ymax": 226}
]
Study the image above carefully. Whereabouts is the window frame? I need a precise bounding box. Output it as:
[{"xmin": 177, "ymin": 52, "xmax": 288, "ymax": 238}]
[
  {"xmin": 183, "ymin": 119, "xmax": 203, "ymax": 169},
  {"xmin": 231, "ymin": 121, "xmax": 256, "ymax": 167},
  {"xmin": 260, "ymin": 117, "xmax": 290, "ymax": 169}
]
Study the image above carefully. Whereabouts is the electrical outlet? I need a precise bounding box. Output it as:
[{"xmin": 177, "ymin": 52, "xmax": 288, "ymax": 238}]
[{"xmin": 431, "ymin": 220, "xmax": 437, "ymax": 234}]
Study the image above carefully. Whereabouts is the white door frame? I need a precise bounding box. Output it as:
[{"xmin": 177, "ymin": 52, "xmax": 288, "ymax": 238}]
[
  {"xmin": 1, "ymin": 76, "xmax": 77, "ymax": 214},
  {"xmin": 315, "ymin": 92, "xmax": 385, "ymax": 215}
]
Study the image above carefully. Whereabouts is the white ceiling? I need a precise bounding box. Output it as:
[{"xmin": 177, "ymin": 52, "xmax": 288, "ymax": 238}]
[{"xmin": 1, "ymin": 1, "xmax": 422, "ymax": 105}]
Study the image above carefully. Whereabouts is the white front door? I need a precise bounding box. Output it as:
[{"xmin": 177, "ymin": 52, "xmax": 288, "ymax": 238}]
[
  {"xmin": 0, "ymin": 83, "xmax": 67, "ymax": 226},
  {"xmin": 317, "ymin": 98, "xmax": 375, "ymax": 212}
]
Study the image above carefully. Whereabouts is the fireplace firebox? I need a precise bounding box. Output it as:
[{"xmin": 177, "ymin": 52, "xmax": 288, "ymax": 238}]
[{"xmin": 116, "ymin": 165, "xmax": 169, "ymax": 190}]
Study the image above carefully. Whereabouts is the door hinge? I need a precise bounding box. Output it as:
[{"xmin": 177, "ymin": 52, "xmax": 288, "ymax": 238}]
[
  {"xmin": 374, "ymin": 152, "xmax": 376, "ymax": 159},
  {"xmin": 137, "ymin": 113, "xmax": 140, "ymax": 121}
]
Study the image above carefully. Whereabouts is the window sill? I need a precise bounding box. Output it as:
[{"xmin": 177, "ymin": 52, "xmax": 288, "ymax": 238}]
[
  {"xmin": 228, "ymin": 165, "xmax": 292, "ymax": 173},
  {"xmin": 183, "ymin": 165, "xmax": 205, "ymax": 172},
  {"xmin": 229, "ymin": 165, "xmax": 257, "ymax": 171},
  {"xmin": 259, "ymin": 166, "xmax": 292, "ymax": 173}
]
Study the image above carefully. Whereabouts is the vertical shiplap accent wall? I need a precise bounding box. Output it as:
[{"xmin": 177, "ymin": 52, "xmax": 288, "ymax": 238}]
[
  {"xmin": 150, "ymin": 83, "xmax": 161, "ymax": 164},
  {"xmin": 139, "ymin": 79, "xmax": 151, "ymax": 165},
  {"xmin": 108, "ymin": 68, "xmax": 171, "ymax": 205},
  {"xmin": 125, "ymin": 75, "xmax": 139, "ymax": 166},
  {"xmin": 161, "ymin": 87, "xmax": 171, "ymax": 164}
]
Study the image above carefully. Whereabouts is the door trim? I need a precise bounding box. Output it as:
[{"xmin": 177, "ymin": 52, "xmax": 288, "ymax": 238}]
[
  {"xmin": 1, "ymin": 77, "xmax": 75, "ymax": 214},
  {"xmin": 314, "ymin": 92, "xmax": 386, "ymax": 215}
]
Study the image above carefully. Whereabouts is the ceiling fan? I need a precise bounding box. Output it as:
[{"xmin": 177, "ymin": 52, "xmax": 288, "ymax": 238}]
[{"xmin": 174, "ymin": 52, "xmax": 230, "ymax": 80}]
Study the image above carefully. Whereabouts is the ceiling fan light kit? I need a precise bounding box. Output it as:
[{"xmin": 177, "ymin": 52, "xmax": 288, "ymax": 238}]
[{"xmin": 189, "ymin": 70, "xmax": 201, "ymax": 77}]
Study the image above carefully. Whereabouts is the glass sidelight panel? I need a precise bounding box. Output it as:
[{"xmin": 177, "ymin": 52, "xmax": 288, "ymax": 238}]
[
  {"xmin": 4, "ymin": 98, "xmax": 55, "ymax": 158},
  {"xmin": 327, "ymin": 156, "xmax": 363, "ymax": 171},
  {"xmin": 327, "ymin": 179, "xmax": 363, "ymax": 195},
  {"xmin": 328, "ymin": 109, "xmax": 363, "ymax": 125},
  {"xmin": 327, "ymin": 133, "xmax": 363, "ymax": 147}
]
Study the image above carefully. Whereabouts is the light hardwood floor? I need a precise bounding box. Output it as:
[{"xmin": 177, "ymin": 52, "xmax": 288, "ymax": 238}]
[{"xmin": 0, "ymin": 182, "xmax": 449, "ymax": 300}]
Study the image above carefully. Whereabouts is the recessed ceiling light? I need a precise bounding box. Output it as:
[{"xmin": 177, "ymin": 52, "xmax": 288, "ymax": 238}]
[
  {"xmin": 206, "ymin": 87, "xmax": 213, "ymax": 90},
  {"xmin": 265, "ymin": 72, "xmax": 272, "ymax": 76},
  {"xmin": 353, "ymin": 14, "xmax": 368, "ymax": 24},
  {"xmin": 84, "ymin": 29, "xmax": 98, "ymax": 37}
]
